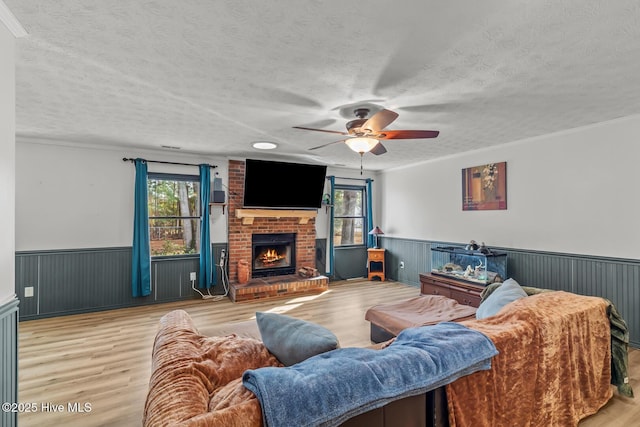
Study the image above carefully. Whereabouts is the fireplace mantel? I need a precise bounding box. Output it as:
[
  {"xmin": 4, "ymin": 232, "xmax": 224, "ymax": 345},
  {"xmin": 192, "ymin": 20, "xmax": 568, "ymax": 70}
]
[{"xmin": 235, "ymin": 208, "xmax": 317, "ymax": 225}]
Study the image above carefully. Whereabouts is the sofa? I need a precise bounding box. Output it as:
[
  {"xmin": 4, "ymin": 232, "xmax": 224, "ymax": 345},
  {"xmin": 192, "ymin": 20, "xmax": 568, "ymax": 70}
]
[
  {"xmin": 143, "ymin": 288, "xmax": 628, "ymax": 427},
  {"xmin": 143, "ymin": 309, "xmax": 496, "ymax": 427}
]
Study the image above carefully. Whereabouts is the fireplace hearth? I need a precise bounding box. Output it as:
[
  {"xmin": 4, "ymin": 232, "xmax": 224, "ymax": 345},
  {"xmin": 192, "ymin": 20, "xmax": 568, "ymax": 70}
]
[{"xmin": 252, "ymin": 233, "xmax": 296, "ymax": 278}]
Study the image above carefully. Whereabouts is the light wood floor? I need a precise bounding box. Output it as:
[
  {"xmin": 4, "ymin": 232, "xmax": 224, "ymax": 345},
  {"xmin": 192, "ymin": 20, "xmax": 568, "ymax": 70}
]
[{"xmin": 17, "ymin": 280, "xmax": 639, "ymax": 427}]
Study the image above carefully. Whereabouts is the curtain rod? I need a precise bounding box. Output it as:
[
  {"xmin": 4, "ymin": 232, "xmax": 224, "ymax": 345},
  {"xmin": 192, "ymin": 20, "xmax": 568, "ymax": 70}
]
[
  {"xmin": 327, "ymin": 175, "xmax": 373, "ymax": 182},
  {"xmin": 122, "ymin": 157, "xmax": 217, "ymax": 168}
]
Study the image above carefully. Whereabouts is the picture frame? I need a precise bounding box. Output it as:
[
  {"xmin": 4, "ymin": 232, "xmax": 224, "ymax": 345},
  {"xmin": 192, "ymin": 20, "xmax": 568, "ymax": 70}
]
[{"xmin": 462, "ymin": 162, "xmax": 507, "ymax": 211}]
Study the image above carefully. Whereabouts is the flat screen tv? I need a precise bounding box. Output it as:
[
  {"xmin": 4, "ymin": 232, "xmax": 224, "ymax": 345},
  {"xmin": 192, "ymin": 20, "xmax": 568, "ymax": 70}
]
[{"xmin": 243, "ymin": 159, "xmax": 327, "ymax": 209}]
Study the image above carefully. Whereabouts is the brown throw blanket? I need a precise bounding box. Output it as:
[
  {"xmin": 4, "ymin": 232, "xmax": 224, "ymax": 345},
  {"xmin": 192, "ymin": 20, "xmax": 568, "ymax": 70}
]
[
  {"xmin": 482, "ymin": 283, "xmax": 633, "ymax": 397},
  {"xmin": 365, "ymin": 295, "xmax": 477, "ymax": 336},
  {"xmin": 143, "ymin": 310, "xmax": 282, "ymax": 427},
  {"xmin": 446, "ymin": 291, "xmax": 613, "ymax": 427}
]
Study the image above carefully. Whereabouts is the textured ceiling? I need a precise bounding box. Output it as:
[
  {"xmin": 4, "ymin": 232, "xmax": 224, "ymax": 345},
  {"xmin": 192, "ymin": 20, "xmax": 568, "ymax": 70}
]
[{"xmin": 6, "ymin": 0, "xmax": 640, "ymax": 171}]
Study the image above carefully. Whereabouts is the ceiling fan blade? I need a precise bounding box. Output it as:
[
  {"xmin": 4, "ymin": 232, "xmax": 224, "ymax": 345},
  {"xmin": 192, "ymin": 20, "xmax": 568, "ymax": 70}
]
[
  {"xmin": 293, "ymin": 126, "xmax": 348, "ymax": 136},
  {"xmin": 379, "ymin": 130, "xmax": 439, "ymax": 139},
  {"xmin": 308, "ymin": 139, "xmax": 346, "ymax": 151},
  {"xmin": 370, "ymin": 142, "xmax": 387, "ymax": 156},
  {"xmin": 361, "ymin": 109, "xmax": 399, "ymax": 132}
]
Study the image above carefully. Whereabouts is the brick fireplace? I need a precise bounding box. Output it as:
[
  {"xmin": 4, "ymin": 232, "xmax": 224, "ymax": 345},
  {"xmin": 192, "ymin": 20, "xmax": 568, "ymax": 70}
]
[{"xmin": 227, "ymin": 160, "xmax": 328, "ymax": 302}]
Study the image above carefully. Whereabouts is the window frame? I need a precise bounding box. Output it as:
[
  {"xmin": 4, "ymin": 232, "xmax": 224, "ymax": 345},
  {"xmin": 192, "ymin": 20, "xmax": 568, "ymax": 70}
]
[
  {"xmin": 147, "ymin": 172, "xmax": 201, "ymax": 258},
  {"xmin": 333, "ymin": 184, "xmax": 368, "ymax": 248}
]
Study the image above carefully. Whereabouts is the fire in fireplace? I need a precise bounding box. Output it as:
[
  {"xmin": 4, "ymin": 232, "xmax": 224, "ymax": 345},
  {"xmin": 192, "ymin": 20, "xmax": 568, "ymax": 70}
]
[{"xmin": 252, "ymin": 233, "xmax": 296, "ymax": 278}]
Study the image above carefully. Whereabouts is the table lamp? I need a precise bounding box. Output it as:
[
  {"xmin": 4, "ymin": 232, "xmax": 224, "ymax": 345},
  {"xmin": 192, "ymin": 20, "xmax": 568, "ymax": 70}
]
[{"xmin": 368, "ymin": 226, "xmax": 384, "ymax": 249}]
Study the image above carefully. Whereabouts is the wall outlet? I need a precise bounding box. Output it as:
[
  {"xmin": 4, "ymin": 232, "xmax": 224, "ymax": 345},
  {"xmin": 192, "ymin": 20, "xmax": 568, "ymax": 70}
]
[
  {"xmin": 25, "ymin": 286, "xmax": 34, "ymax": 297},
  {"xmin": 399, "ymin": 261, "xmax": 405, "ymax": 269},
  {"xmin": 189, "ymin": 272, "xmax": 197, "ymax": 281}
]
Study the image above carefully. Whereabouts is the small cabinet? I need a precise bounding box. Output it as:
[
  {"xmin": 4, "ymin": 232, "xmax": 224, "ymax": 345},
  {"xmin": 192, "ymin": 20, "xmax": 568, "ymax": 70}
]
[
  {"xmin": 367, "ymin": 248, "xmax": 386, "ymax": 281},
  {"xmin": 419, "ymin": 273, "xmax": 484, "ymax": 307}
]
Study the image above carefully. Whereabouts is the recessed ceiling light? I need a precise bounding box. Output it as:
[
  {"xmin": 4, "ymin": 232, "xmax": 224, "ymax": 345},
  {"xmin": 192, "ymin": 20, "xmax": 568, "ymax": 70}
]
[{"xmin": 252, "ymin": 141, "xmax": 278, "ymax": 150}]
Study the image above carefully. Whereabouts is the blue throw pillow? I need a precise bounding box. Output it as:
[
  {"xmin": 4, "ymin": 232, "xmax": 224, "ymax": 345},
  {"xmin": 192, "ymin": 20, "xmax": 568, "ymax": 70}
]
[
  {"xmin": 476, "ymin": 278, "xmax": 528, "ymax": 319},
  {"xmin": 256, "ymin": 312, "xmax": 340, "ymax": 366}
]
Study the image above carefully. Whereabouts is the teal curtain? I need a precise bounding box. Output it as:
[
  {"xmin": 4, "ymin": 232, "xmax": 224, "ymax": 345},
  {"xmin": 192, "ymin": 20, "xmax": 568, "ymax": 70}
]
[
  {"xmin": 328, "ymin": 176, "xmax": 336, "ymax": 276},
  {"xmin": 366, "ymin": 179, "xmax": 374, "ymax": 248},
  {"xmin": 132, "ymin": 158, "xmax": 151, "ymax": 297},
  {"xmin": 199, "ymin": 165, "xmax": 214, "ymax": 289}
]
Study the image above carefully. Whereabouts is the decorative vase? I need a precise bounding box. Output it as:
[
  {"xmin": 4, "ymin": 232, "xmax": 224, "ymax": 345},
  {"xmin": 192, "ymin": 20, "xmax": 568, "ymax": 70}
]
[{"xmin": 237, "ymin": 260, "xmax": 250, "ymax": 285}]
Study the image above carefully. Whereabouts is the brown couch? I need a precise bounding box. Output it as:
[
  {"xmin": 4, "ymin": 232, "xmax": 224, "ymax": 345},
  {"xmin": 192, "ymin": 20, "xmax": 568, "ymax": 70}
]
[
  {"xmin": 143, "ymin": 290, "xmax": 618, "ymax": 427},
  {"xmin": 142, "ymin": 310, "xmax": 461, "ymax": 427}
]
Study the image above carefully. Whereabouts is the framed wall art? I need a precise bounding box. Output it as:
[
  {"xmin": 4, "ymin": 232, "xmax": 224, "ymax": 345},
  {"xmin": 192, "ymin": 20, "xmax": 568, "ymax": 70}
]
[{"xmin": 462, "ymin": 162, "xmax": 507, "ymax": 210}]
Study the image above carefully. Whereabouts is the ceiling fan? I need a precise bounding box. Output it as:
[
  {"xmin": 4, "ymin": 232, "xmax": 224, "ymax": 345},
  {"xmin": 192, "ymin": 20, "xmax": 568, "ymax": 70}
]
[{"xmin": 293, "ymin": 107, "xmax": 439, "ymax": 156}]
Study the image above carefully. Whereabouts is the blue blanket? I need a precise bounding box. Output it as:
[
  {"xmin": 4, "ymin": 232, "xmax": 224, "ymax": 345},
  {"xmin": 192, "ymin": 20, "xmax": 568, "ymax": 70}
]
[{"xmin": 242, "ymin": 322, "xmax": 498, "ymax": 427}]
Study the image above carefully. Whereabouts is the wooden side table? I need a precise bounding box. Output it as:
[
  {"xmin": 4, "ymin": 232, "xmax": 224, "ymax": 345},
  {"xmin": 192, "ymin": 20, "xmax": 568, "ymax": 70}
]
[{"xmin": 367, "ymin": 248, "xmax": 386, "ymax": 281}]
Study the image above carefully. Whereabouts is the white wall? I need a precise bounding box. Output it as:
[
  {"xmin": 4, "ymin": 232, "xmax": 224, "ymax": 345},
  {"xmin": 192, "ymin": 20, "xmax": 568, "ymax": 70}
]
[
  {"xmin": 14, "ymin": 142, "xmax": 374, "ymax": 252},
  {"xmin": 15, "ymin": 140, "xmax": 228, "ymax": 251},
  {"xmin": 0, "ymin": 23, "xmax": 15, "ymax": 304},
  {"xmin": 379, "ymin": 115, "xmax": 640, "ymax": 259},
  {"xmin": 20, "ymin": 114, "xmax": 639, "ymax": 260}
]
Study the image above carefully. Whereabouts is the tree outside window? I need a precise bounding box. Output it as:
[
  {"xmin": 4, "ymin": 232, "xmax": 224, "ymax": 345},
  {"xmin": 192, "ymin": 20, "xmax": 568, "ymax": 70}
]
[
  {"xmin": 333, "ymin": 186, "xmax": 366, "ymax": 246},
  {"xmin": 148, "ymin": 173, "xmax": 201, "ymax": 256}
]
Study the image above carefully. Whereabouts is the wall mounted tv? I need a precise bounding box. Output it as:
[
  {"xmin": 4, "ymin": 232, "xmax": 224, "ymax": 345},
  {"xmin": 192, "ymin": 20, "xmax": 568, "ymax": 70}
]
[{"xmin": 243, "ymin": 159, "xmax": 327, "ymax": 209}]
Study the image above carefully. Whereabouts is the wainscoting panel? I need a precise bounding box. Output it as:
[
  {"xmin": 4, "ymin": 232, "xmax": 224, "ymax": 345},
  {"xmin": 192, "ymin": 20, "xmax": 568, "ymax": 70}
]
[
  {"xmin": 572, "ymin": 258, "xmax": 640, "ymax": 349},
  {"xmin": 504, "ymin": 250, "xmax": 575, "ymax": 292},
  {"xmin": 315, "ymin": 238, "xmax": 327, "ymax": 276},
  {"xmin": 14, "ymin": 255, "xmax": 38, "ymax": 317},
  {"xmin": 0, "ymin": 297, "xmax": 19, "ymax": 427},
  {"xmin": 16, "ymin": 241, "xmax": 640, "ymax": 347},
  {"xmin": 211, "ymin": 244, "xmax": 229, "ymax": 295},
  {"xmin": 153, "ymin": 256, "xmax": 199, "ymax": 301},
  {"xmin": 383, "ymin": 237, "xmax": 640, "ymax": 347},
  {"xmin": 37, "ymin": 248, "xmax": 136, "ymax": 316},
  {"xmin": 15, "ymin": 244, "xmax": 229, "ymax": 320},
  {"xmin": 380, "ymin": 237, "xmax": 431, "ymax": 287},
  {"xmin": 333, "ymin": 246, "xmax": 368, "ymax": 280}
]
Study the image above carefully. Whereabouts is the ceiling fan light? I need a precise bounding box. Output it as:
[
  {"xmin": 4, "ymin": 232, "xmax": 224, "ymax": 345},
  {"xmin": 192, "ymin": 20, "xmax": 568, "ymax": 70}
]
[{"xmin": 345, "ymin": 137, "xmax": 379, "ymax": 154}]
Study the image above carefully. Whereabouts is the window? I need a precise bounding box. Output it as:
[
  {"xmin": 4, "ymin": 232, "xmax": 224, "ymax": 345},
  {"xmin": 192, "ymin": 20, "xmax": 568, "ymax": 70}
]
[
  {"xmin": 148, "ymin": 173, "xmax": 201, "ymax": 256},
  {"xmin": 333, "ymin": 186, "xmax": 366, "ymax": 246}
]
